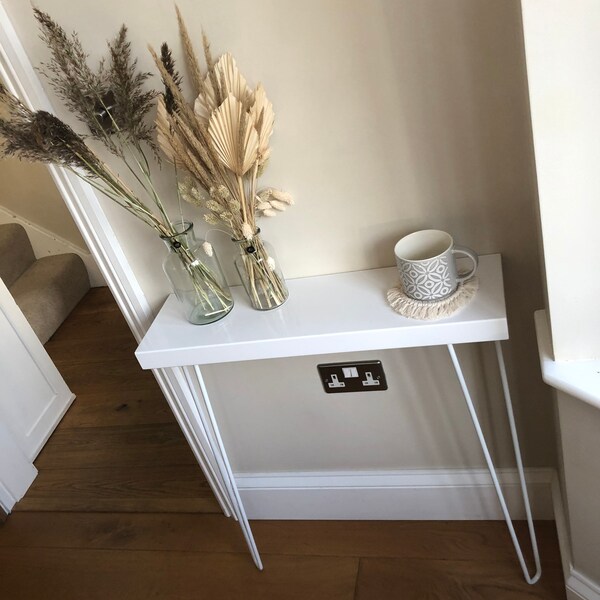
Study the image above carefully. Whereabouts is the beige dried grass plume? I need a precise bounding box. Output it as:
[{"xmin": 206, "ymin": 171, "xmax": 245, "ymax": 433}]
[{"xmin": 175, "ymin": 4, "xmax": 203, "ymax": 95}]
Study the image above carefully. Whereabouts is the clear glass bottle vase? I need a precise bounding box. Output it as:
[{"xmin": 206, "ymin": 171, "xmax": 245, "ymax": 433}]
[
  {"xmin": 161, "ymin": 222, "xmax": 233, "ymax": 325},
  {"xmin": 233, "ymin": 228, "xmax": 289, "ymax": 310}
]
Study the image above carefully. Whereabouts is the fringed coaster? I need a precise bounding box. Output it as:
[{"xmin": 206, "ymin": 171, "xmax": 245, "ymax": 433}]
[{"xmin": 387, "ymin": 277, "xmax": 479, "ymax": 321}]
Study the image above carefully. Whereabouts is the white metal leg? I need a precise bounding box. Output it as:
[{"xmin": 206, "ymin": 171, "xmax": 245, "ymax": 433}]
[
  {"xmin": 190, "ymin": 365, "xmax": 263, "ymax": 570},
  {"xmin": 493, "ymin": 341, "xmax": 542, "ymax": 582},
  {"xmin": 447, "ymin": 343, "xmax": 542, "ymax": 585},
  {"xmin": 167, "ymin": 367, "xmax": 234, "ymax": 518}
]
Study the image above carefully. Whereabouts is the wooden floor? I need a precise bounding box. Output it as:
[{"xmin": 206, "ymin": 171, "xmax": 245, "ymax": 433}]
[{"xmin": 0, "ymin": 287, "xmax": 566, "ymax": 599}]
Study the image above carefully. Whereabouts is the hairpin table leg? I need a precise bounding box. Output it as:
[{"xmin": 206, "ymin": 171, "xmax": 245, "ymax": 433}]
[{"xmin": 447, "ymin": 343, "xmax": 541, "ymax": 584}]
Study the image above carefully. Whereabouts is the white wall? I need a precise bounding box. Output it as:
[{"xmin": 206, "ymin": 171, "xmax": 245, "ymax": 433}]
[
  {"xmin": 521, "ymin": 0, "xmax": 600, "ymax": 361},
  {"xmin": 3, "ymin": 0, "xmax": 554, "ymax": 470},
  {"xmin": 522, "ymin": 3, "xmax": 600, "ymax": 591}
]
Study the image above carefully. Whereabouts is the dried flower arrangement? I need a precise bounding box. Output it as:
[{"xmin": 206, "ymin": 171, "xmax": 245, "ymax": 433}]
[
  {"xmin": 0, "ymin": 10, "xmax": 233, "ymax": 323},
  {"xmin": 149, "ymin": 8, "xmax": 293, "ymax": 310}
]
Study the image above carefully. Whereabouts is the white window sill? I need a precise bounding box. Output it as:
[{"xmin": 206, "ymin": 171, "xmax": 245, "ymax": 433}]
[{"xmin": 535, "ymin": 310, "xmax": 600, "ymax": 410}]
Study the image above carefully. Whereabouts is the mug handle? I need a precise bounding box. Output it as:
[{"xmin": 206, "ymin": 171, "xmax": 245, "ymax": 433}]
[{"xmin": 452, "ymin": 245, "xmax": 478, "ymax": 283}]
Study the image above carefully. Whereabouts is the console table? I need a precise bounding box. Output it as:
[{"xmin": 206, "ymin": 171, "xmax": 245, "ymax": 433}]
[{"xmin": 135, "ymin": 253, "xmax": 541, "ymax": 584}]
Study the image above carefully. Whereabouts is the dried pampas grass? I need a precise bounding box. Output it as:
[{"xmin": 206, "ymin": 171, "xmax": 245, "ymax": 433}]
[{"xmin": 175, "ymin": 5, "xmax": 203, "ymax": 96}]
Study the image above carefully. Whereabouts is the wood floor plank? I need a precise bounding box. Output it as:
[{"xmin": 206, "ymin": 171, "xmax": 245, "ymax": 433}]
[
  {"xmin": 355, "ymin": 556, "xmax": 566, "ymax": 600},
  {"xmin": 56, "ymin": 358, "xmax": 157, "ymax": 394},
  {"xmin": 47, "ymin": 305, "xmax": 131, "ymax": 343},
  {"xmin": 0, "ymin": 514, "xmax": 562, "ymax": 565},
  {"xmin": 34, "ymin": 423, "xmax": 197, "ymax": 470},
  {"xmin": 59, "ymin": 388, "xmax": 173, "ymax": 428},
  {"xmin": 46, "ymin": 287, "xmax": 129, "ymax": 339},
  {"xmin": 46, "ymin": 333, "xmax": 137, "ymax": 366},
  {"xmin": 0, "ymin": 548, "xmax": 359, "ymax": 600},
  {"xmin": 15, "ymin": 466, "xmax": 220, "ymax": 513},
  {"xmin": 62, "ymin": 286, "xmax": 121, "ymax": 316},
  {"xmin": 15, "ymin": 496, "xmax": 219, "ymax": 513},
  {"xmin": 15, "ymin": 496, "xmax": 220, "ymax": 513},
  {"xmin": 0, "ymin": 513, "xmax": 243, "ymax": 552},
  {"xmin": 252, "ymin": 520, "xmax": 562, "ymax": 564}
]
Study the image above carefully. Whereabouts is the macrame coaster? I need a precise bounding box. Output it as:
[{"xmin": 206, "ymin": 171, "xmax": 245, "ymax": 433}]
[{"xmin": 387, "ymin": 277, "xmax": 479, "ymax": 321}]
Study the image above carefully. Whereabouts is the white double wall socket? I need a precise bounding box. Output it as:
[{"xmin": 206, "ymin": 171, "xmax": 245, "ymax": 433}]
[{"xmin": 317, "ymin": 360, "xmax": 387, "ymax": 394}]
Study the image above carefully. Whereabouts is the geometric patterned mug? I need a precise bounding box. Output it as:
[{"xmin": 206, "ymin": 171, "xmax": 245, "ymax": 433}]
[{"xmin": 394, "ymin": 230, "xmax": 478, "ymax": 301}]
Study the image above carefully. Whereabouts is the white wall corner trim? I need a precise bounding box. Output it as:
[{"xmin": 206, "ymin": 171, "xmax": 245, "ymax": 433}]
[
  {"xmin": 536, "ymin": 312, "xmax": 600, "ymax": 595},
  {"xmin": 552, "ymin": 476, "xmax": 600, "ymax": 600},
  {"xmin": 236, "ymin": 468, "xmax": 555, "ymax": 520},
  {"xmin": 0, "ymin": 204, "xmax": 105, "ymax": 287}
]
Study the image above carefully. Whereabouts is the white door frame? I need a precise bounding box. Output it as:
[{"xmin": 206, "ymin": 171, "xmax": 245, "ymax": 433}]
[{"xmin": 0, "ymin": 1, "xmax": 233, "ymax": 517}]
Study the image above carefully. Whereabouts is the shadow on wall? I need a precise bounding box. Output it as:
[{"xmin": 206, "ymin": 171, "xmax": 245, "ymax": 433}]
[{"xmin": 0, "ymin": 158, "xmax": 87, "ymax": 250}]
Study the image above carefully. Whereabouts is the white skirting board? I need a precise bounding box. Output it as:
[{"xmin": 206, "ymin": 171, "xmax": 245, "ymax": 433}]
[
  {"xmin": 0, "ymin": 205, "xmax": 105, "ymax": 287},
  {"xmin": 566, "ymin": 574, "xmax": 600, "ymax": 600},
  {"xmin": 552, "ymin": 477, "xmax": 600, "ymax": 600},
  {"xmin": 236, "ymin": 468, "xmax": 556, "ymax": 520}
]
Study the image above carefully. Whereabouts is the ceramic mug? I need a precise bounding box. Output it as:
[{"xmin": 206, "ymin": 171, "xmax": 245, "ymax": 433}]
[{"xmin": 394, "ymin": 230, "xmax": 478, "ymax": 301}]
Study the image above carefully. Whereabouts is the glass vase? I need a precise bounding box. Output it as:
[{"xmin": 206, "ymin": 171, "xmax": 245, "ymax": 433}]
[
  {"xmin": 233, "ymin": 229, "xmax": 289, "ymax": 310},
  {"xmin": 161, "ymin": 222, "xmax": 233, "ymax": 325}
]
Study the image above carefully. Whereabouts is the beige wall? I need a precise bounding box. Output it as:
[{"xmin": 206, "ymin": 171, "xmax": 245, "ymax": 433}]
[
  {"xmin": 0, "ymin": 159, "xmax": 86, "ymax": 248},
  {"xmin": 0, "ymin": 154, "xmax": 86, "ymax": 249},
  {"xmin": 0, "ymin": 77, "xmax": 87, "ymax": 255},
  {"xmin": 4, "ymin": 0, "xmax": 554, "ymax": 470}
]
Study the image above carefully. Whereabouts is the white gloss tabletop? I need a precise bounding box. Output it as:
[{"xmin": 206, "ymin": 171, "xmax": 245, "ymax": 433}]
[{"xmin": 135, "ymin": 253, "xmax": 507, "ymax": 369}]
